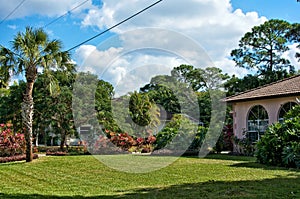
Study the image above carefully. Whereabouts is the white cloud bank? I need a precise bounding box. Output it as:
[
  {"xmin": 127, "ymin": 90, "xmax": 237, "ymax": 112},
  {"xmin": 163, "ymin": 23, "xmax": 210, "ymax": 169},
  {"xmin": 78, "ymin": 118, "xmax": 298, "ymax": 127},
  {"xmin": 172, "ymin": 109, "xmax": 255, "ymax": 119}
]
[
  {"xmin": 75, "ymin": 42, "xmax": 186, "ymax": 96},
  {"xmin": 79, "ymin": 0, "xmax": 268, "ymax": 77},
  {"xmin": 5, "ymin": 0, "xmax": 297, "ymax": 94},
  {"xmin": 76, "ymin": 0, "xmax": 270, "ymax": 95}
]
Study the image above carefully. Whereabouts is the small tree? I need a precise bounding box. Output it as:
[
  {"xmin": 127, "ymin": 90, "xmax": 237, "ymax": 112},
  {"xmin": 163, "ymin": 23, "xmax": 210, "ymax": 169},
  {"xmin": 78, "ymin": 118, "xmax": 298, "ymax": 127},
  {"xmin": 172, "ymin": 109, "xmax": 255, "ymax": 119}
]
[{"xmin": 128, "ymin": 91, "xmax": 160, "ymax": 137}]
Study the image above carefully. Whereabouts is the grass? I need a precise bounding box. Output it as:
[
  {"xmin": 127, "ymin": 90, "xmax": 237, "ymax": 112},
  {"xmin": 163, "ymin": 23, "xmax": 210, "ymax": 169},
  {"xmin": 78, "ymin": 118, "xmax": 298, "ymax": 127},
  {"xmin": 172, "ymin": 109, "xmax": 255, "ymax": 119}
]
[{"xmin": 0, "ymin": 154, "xmax": 299, "ymax": 198}]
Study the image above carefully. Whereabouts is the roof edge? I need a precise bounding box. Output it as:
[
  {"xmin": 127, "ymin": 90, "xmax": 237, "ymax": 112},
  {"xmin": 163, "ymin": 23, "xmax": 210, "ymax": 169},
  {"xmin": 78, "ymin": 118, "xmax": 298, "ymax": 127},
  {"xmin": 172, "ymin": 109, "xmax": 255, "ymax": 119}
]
[{"xmin": 223, "ymin": 74, "xmax": 300, "ymax": 102}]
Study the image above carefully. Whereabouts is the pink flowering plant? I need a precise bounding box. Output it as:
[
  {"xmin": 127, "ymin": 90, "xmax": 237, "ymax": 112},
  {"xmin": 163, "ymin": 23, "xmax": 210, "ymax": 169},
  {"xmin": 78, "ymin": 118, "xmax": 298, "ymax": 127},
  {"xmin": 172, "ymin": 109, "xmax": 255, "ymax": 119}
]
[
  {"xmin": 90, "ymin": 130, "xmax": 157, "ymax": 153},
  {"xmin": 0, "ymin": 123, "xmax": 25, "ymax": 157}
]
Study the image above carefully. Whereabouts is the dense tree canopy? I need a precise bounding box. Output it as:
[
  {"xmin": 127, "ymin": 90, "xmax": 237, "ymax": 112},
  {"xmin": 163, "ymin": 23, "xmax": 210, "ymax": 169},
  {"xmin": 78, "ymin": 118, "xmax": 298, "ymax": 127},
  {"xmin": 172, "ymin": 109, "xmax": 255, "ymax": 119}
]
[
  {"xmin": 0, "ymin": 82, "xmax": 24, "ymax": 131},
  {"xmin": 1, "ymin": 19, "xmax": 299, "ymax": 157},
  {"xmin": 95, "ymin": 79, "xmax": 115, "ymax": 131},
  {"xmin": 34, "ymin": 71, "xmax": 76, "ymax": 150},
  {"xmin": 171, "ymin": 65, "xmax": 229, "ymax": 91}
]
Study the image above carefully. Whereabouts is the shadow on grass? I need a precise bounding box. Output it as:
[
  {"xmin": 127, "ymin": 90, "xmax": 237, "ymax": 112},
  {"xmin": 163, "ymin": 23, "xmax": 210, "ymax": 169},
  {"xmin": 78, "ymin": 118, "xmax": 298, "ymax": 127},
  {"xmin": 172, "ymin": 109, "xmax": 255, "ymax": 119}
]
[
  {"xmin": 203, "ymin": 154, "xmax": 256, "ymax": 162},
  {"xmin": 231, "ymin": 161, "xmax": 300, "ymax": 172},
  {"xmin": 1, "ymin": 176, "xmax": 300, "ymax": 199},
  {"xmin": 199, "ymin": 154, "xmax": 300, "ymax": 172}
]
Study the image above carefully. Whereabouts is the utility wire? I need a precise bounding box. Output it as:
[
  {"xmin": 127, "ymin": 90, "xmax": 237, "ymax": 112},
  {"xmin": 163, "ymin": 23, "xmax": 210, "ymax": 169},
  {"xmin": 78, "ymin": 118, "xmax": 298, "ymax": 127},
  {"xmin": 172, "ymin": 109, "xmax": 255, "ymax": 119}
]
[
  {"xmin": 43, "ymin": 0, "xmax": 90, "ymax": 28},
  {"xmin": 66, "ymin": 0, "xmax": 163, "ymax": 52},
  {"xmin": 0, "ymin": 0, "xmax": 26, "ymax": 25}
]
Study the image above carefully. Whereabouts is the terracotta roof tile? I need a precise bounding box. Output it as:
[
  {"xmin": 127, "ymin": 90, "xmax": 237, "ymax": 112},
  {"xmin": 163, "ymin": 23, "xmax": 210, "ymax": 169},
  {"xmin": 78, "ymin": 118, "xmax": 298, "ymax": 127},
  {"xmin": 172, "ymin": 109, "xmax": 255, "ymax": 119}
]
[{"xmin": 224, "ymin": 74, "xmax": 300, "ymax": 102}]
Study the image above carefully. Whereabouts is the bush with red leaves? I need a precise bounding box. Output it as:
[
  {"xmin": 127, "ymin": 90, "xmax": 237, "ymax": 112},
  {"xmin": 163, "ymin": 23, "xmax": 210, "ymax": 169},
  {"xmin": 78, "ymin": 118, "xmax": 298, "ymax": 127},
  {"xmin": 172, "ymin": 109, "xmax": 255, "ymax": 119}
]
[
  {"xmin": 0, "ymin": 123, "xmax": 25, "ymax": 157},
  {"xmin": 0, "ymin": 154, "xmax": 38, "ymax": 163}
]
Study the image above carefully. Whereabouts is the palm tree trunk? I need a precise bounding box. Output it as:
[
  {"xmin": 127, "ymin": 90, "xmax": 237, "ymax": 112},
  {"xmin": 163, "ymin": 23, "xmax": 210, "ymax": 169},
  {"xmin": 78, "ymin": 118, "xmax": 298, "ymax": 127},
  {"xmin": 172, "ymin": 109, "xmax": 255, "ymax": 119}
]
[{"xmin": 22, "ymin": 81, "xmax": 34, "ymax": 162}]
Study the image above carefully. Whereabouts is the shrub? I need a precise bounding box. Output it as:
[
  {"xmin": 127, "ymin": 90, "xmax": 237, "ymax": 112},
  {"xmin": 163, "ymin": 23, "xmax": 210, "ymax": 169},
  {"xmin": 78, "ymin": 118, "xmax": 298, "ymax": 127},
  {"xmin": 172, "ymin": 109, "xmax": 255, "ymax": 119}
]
[
  {"xmin": 256, "ymin": 123, "xmax": 285, "ymax": 165},
  {"xmin": 214, "ymin": 124, "xmax": 234, "ymax": 153},
  {"xmin": 154, "ymin": 114, "xmax": 207, "ymax": 152},
  {"xmin": 87, "ymin": 130, "xmax": 157, "ymax": 154},
  {"xmin": 233, "ymin": 131, "xmax": 256, "ymax": 156},
  {"xmin": 188, "ymin": 126, "xmax": 208, "ymax": 151},
  {"xmin": 0, "ymin": 123, "xmax": 25, "ymax": 157},
  {"xmin": 36, "ymin": 146, "xmax": 89, "ymax": 156},
  {"xmin": 256, "ymin": 105, "xmax": 300, "ymax": 168},
  {"xmin": 282, "ymin": 142, "xmax": 300, "ymax": 168},
  {"xmin": 0, "ymin": 154, "xmax": 38, "ymax": 163},
  {"xmin": 89, "ymin": 133, "xmax": 124, "ymax": 154}
]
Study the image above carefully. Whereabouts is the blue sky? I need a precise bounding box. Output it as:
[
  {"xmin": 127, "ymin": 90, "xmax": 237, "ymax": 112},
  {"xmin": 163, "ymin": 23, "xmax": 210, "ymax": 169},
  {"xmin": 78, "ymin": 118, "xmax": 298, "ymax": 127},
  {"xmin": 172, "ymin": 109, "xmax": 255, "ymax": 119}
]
[
  {"xmin": 1, "ymin": 0, "xmax": 299, "ymax": 48},
  {"xmin": 231, "ymin": 0, "xmax": 300, "ymax": 23},
  {"xmin": 0, "ymin": 0, "xmax": 299, "ymax": 93}
]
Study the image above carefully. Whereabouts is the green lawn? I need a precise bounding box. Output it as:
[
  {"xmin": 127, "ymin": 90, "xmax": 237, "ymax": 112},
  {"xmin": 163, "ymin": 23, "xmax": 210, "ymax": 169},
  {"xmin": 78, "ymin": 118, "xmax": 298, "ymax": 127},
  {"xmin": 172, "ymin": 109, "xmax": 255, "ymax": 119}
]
[{"xmin": 0, "ymin": 154, "xmax": 299, "ymax": 198}]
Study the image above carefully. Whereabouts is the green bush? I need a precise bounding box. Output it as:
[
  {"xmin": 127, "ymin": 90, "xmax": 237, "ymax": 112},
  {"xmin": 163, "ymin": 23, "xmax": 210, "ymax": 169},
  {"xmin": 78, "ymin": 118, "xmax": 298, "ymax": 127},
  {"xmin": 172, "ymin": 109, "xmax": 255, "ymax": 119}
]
[
  {"xmin": 282, "ymin": 142, "xmax": 300, "ymax": 168},
  {"xmin": 256, "ymin": 123, "xmax": 286, "ymax": 166},
  {"xmin": 154, "ymin": 114, "xmax": 207, "ymax": 152},
  {"xmin": 256, "ymin": 105, "xmax": 300, "ymax": 168},
  {"xmin": 233, "ymin": 135, "xmax": 256, "ymax": 156},
  {"xmin": 188, "ymin": 126, "xmax": 207, "ymax": 151}
]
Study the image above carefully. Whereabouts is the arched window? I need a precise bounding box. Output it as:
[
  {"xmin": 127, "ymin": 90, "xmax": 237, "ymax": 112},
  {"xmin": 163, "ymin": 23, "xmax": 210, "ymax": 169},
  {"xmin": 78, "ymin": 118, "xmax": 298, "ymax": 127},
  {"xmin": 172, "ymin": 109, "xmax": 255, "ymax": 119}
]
[
  {"xmin": 278, "ymin": 102, "xmax": 297, "ymax": 123},
  {"xmin": 247, "ymin": 105, "xmax": 269, "ymax": 142}
]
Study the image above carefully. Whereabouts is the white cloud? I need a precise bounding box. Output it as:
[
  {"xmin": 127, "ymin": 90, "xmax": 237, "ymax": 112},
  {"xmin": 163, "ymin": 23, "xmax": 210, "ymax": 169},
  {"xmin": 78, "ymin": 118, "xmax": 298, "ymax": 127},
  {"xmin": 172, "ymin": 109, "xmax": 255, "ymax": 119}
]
[
  {"xmin": 283, "ymin": 43, "xmax": 300, "ymax": 72},
  {"xmin": 0, "ymin": 0, "xmax": 94, "ymax": 19},
  {"xmin": 80, "ymin": 0, "xmax": 267, "ymax": 78},
  {"xmin": 73, "ymin": 0, "xmax": 271, "ymax": 94},
  {"xmin": 75, "ymin": 45, "xmax": 124, "ymax": 73},
  {"xmin": 7, "ymin": 24, "xmax": 17, "ymax": 30},
  {"xmin": 1, "ymin": 0, "xmax": 269, "ymax": 85},
  {"xmin": 214, "ymin": 58, "xmax": 250, "ymax": 78},
  {"xmin": 75, "ymin": 43, "xmax": 187, "ymax": 96}
]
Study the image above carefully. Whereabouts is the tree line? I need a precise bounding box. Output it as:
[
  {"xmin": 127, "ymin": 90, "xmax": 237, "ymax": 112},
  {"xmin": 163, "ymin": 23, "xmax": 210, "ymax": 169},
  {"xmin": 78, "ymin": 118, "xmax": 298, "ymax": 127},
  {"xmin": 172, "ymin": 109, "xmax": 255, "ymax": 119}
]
[{"xmin": 0, "ymin": 19, "xmax": 299, "ymax": 161}]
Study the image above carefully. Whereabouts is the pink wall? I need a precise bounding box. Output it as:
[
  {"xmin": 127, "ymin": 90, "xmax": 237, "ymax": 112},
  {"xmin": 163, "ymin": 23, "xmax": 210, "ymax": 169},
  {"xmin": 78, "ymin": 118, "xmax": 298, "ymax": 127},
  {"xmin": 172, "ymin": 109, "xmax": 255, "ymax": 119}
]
[{"xmin": 232, "ymin": 96, "xmax": 300, "ymax": 138}]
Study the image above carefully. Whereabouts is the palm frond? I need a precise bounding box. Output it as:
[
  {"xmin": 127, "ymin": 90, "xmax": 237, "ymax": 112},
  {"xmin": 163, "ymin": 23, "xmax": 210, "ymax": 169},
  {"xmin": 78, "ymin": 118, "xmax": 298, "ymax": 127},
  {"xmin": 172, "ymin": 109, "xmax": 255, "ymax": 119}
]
[
  {"xmin": 0, "ymin": 46, "xmax": 18, "ymax": 84},
  {"xmin": 49, "ymin": 77, "xmax": 61, "ymax": 97}
]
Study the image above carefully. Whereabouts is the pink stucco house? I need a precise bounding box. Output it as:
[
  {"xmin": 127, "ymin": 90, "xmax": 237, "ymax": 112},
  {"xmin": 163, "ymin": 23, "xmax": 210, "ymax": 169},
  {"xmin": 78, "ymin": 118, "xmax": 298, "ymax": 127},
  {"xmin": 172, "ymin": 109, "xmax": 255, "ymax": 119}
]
[{"xmin": 224, "ymin": 74, "xmax": 300, "ymax": 142}]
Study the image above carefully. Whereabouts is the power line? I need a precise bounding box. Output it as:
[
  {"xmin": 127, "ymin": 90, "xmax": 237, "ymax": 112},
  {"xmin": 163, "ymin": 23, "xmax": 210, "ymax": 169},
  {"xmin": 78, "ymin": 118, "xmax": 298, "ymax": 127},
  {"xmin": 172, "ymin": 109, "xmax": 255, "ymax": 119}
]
[
  {"xmin": 0, "ymin": 0, "xmax": 26, "ymax": 25},
  {"xmin": 66, "ymin": 0, "xmax": 163, "ymax": 52},
  {"xmin": 43, "ymin": 0, "xmax": 90, "ymax": 28}
]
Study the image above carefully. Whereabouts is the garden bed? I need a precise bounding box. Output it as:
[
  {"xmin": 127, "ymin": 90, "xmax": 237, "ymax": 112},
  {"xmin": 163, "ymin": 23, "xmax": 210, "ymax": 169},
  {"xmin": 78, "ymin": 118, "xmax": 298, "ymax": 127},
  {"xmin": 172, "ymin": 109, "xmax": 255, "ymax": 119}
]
[{"xmin": 0, "ymin": 154, "xmax": 39, "ymax": 163}]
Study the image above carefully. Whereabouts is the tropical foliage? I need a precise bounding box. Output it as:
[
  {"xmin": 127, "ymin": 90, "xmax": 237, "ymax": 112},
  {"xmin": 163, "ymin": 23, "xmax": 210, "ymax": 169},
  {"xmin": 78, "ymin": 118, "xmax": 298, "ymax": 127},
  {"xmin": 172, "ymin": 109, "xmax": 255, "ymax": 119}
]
[
  {"xmin": 155, "ymin": 114, "xmax": 207, "ymax": 152},
  {"xmin": 0, "ymin": 19, "xmax": 299, "ymax": 162},
  {"xmin": 256, "ymin": 105, "xmax": 300, "ymax": 168},
  {"xmin": 0, "ymin": 27, "xmax": 74, "ymax": 161}
]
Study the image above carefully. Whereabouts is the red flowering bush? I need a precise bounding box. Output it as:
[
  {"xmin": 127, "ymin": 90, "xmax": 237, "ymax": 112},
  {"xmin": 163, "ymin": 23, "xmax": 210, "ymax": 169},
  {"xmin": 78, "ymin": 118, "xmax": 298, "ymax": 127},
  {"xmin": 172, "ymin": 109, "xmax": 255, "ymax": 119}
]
[
  {"xmin": 91, "ymin": 135, "xmax": 122, "ymax": 154},
  {"xmin": 80, "ymin": 130, "xmax": 157, "ymax": 154},
  {"xmin": 0, "ymin": 154, "xmax": 38, "ymax": 163},
  {"xmin": 0, "ymin": 123, "xmax": 25, "ymax": 157},
  {"xmin": 105, "ymin": 130, "xmax": 156, "ymax": 153},
  {"xmin": 110, "ymin": 132, "xmax": 136, "ymax": 151}
]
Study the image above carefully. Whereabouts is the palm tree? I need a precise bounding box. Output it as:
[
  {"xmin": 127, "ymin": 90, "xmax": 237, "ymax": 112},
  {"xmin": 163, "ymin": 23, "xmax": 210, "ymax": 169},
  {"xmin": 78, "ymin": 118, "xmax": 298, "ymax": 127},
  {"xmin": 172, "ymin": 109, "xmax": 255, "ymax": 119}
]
[{"xmin": 0, "ymin": 27, "xmax": 74, "ymax": 162}]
